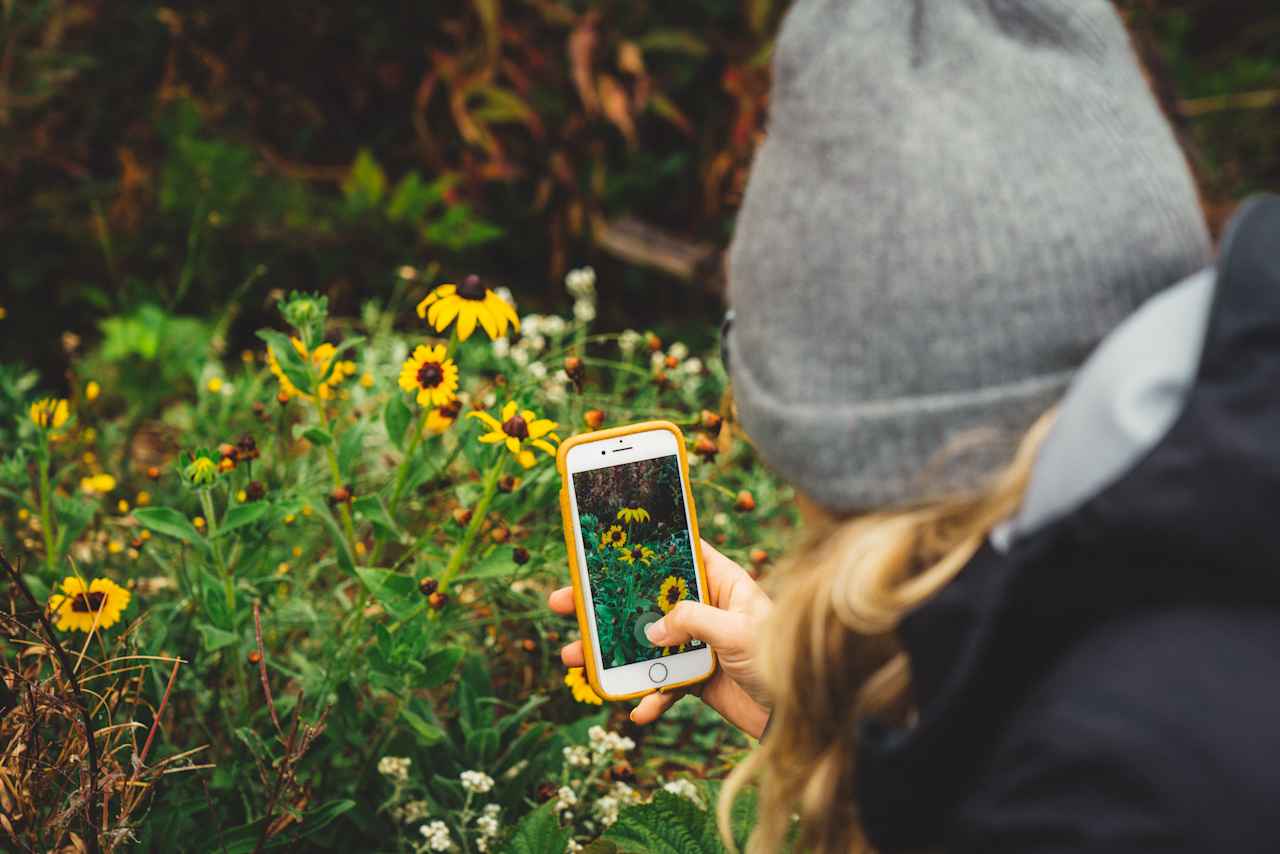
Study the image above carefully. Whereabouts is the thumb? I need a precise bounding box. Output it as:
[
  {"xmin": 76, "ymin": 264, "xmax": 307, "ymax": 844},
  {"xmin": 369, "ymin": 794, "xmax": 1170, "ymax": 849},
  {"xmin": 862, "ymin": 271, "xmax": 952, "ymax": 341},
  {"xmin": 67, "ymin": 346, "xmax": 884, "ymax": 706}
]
[{"xmin": 645, "ymin": 601, "xmax": 743, "ymax": 651}]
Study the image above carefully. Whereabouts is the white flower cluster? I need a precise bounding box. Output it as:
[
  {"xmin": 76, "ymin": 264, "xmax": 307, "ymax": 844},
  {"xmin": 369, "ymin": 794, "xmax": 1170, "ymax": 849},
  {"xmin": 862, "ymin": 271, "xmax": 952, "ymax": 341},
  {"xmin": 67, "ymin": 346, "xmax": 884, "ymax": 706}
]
[
  {"xmin": 391, "ymin": 799, "xmax": 429, "ymax": 825},
  {"xmin": 587, "ymin": 725, "xmax": 635, "ymax": 756},
  {"xmin": 563, "ymin": 744, "xmax": 591, "ymax": 768},
  {"xmin": 460, "ymin": 769, "xmax": 495, "ymax": 795},
  {"xmin": 378, "ymin": 755, "xmax": 411, "ymax": 782},
  {"xmin": 617, "ymin": 329, "xmax": 644, "ymax": 356},
  {"xmin": 593, "ymin": 795, "xmax": 620, "ymax": 828},
  {"xmin": 502, "ymin": 759, "xmax": 529, "ymax": 780},
  {"xmin": 420, "ymin": 819, "xmax": 454, "ymax": 851},
  {"xmin": 611, "ymin": 780, "xmax": 642, "ymax": 805},
  {"xmin": 474, "ymin": 804, "xmax": 501, "ymax": 852},
  {"xmin": 566, "ymin": 840, "xmax": 585, "ymax": 853},
  {"xmin": 662, "ymin": 778, "xmax": 705, "ymax": 808},
  {"xmin": 553, "ymin": 784, "xmax": 578, "ymax": 820},
  {"xmin": 566, "ymin": 266, "xmax": 597, "ymax": 324}
]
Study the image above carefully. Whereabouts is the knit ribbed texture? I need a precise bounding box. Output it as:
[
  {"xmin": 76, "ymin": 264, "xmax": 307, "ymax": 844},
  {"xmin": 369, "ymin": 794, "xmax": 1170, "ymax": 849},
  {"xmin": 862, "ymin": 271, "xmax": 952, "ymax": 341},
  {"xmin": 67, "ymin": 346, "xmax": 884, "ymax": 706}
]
[{"xmin": 726, "ymin": 0, "xmax": 1211, "ymax": 513}]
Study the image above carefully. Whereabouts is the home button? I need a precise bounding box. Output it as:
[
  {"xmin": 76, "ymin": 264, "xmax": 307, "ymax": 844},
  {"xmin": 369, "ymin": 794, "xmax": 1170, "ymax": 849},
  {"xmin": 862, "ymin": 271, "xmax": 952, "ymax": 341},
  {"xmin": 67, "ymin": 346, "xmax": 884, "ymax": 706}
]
[{"xmin": 647, "ymin": 662, "xmax": 668, "ymax": 683}]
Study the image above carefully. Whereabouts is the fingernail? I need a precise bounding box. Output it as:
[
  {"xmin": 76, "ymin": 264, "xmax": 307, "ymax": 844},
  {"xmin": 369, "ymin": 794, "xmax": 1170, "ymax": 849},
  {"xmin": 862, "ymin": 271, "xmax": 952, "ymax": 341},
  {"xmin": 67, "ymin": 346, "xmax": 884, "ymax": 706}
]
[{"xmin": 645, "ymin": 620, "xmax": 665, "ymax": 643}]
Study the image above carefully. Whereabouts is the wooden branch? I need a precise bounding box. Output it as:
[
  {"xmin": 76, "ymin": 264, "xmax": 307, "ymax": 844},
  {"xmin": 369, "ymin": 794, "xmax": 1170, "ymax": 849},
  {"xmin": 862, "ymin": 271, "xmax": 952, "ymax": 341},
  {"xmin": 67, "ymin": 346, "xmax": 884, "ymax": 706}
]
[{"xmin": 591, "ymin": 215, "xmax": 722, "ymax": 288}]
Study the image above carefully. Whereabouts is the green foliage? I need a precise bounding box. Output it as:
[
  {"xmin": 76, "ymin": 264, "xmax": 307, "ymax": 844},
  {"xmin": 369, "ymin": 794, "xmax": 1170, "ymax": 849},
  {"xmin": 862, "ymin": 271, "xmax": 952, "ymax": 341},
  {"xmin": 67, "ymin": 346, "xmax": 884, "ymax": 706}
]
[{"xmin": 508, "ymin": 803, "xmax": 573, "ymax": 854}]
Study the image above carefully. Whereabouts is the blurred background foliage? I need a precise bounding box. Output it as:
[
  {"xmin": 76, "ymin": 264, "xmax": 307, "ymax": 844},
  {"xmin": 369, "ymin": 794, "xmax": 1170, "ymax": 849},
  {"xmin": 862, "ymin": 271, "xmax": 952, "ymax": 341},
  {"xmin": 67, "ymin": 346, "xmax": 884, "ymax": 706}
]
[{"xmin": 2, "ymin": 0, "xmax": 1277, "ymax": 387}]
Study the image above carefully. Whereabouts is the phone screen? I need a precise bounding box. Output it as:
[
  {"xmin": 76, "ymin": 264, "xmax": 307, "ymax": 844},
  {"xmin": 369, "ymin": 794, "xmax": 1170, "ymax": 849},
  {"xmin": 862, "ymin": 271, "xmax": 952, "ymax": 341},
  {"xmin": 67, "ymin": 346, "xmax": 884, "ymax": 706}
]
[{"xmin": 571, "ymin": 453, "xmax": 704, "ymax": 669}]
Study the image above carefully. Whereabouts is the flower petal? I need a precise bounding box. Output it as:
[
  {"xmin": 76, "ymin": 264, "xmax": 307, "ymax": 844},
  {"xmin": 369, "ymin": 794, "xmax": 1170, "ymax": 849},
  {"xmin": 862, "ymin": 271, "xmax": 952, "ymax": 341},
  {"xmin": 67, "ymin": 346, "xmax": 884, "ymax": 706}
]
[
  {"xmin": 456, "ymin": 305, "xmax": 478, "ymax": 340},
  {"xmin": 506, "ymin": 436, "xmax": 521, "ymax": 454},
  {"xmin": 531, "ymin": 439, "xmax": 558, "ymax": 456},
  {"xmin": 479, "ymin": 430, "xmax": 506, "ymax": 444},
  {"xmin": 517, "ymin": 449, "xmax": 537, "ymax": 469},
  {"xmin": 527, "ymin": 419, "xmax": 558, "ymax": 439},
  {"xmin": 467, "ymin": 411, "xmax": 503, "ymax": 432},
  {"xmin": 477, "ymin": 306, "xmax": 499, "ymax": 341},
  {"xmin": 501, "ymin": 401, "xmax": 518, "ymax": 421}
]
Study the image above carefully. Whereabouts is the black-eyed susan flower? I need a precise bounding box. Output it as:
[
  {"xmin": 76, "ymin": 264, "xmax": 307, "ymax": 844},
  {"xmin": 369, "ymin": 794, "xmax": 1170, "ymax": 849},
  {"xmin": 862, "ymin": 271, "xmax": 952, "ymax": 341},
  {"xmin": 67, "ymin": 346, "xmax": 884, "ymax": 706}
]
[
  {"xmin": 618, "ymin": 544, "xmax": 655, "ymax": 566},
  {"xmin": 658, "ymin": 575, "xmax": 688, "ymax": 613},
  {"xmin": 616, "ymin": 507, "xmax": 650, "ymax": 525},
  {"xmin": 29, "ymin": 398, "xmax": 70, "ymax": 432},
  {"xmin": 565, "ymin": 666, "xmax": 603, "ymax": 705},
  {"xmin": 467, "ymin": 401, "xmax": 557, "ymax": 469},
  {"xmin": 48, "ymin": 576, "xmax": 131, "ymax": 632},
  {"xmin": 398, "ymin": 344, "xmax": 459, "ymax": 407},
  {"xmin": 599, "ymin": 525, "xmax": 627, "ymax": 550},
  {"xmin": 266, "ymin": 336, "xmax": 357, "ymax": 401},
  {"xmin": 416, "ymin": 275, "xmax": 519, "ymax": 342},
  {"xmin": 426, "ymin": 399, "xmax": 462, "ymax": 434},
  {"xmin": 181, "ymin": 449, "xmax": 219, "ymax": 488}
]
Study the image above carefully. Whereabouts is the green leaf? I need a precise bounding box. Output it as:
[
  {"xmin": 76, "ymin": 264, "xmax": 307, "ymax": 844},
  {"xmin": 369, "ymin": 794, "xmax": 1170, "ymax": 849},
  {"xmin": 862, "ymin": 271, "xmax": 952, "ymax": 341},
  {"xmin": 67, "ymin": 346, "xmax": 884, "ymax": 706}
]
[
  {"xmin": 459, "ymin": 548, "xmax": 519, "ymax": 581},
  {"xmin": 505, "ymin": 803, "xmax": 572, "ymax": 854},
  {"xmin": 134, "ymin": 507, "xmax": 207, "ymax": 549},
  {"xmin": 256, "ymin": 329, "xmax": 314, "ymax": 394},
  {"xmin": 465, "ymin": 726, "xmax": 501, "ymax": 765},
  {"xmin": 384, "ymin": 394, "xmax": 412, "ymax": 450},
  {"xmin": 197, "ymin": 623, "xmax": 239, "ymax": 653},
  {"xmin": 208, "ymin": 799, "xmax": 356, "ymax": 853},
  {"xmin": 600, "ymin": 791, "xmax": 721, "ymax": 854},
  {"xmin": 353, "ymin": 494, "xmax": 398, "ymax": 538},
  {"xmin": 355, "ymin": 567, "xmax": 419, "ymax": 620},
  {"xmin": 216, "ymin": 501, "xmax": 269, "ymax": 537},
  {"xmin": 400, "ymin": 704, "xmax": 445, "ymax": 745},
  {"xmin": 337, "ymin": 423, "xmax": 365, "ymax": 480},
  {"xmin": 421, "ymin": 645, "xmax": 464, "ymax": 688},
  {"xmin": 636, "ymin": 29, "xmax": 709, "ymax": 56},
  {"xmin": 301, "ymin": 427, "xmax": 332, "ymax": 446},
  {"xmin": 342, "ymin": 148, "xmax": 387, "ymax": 211}
]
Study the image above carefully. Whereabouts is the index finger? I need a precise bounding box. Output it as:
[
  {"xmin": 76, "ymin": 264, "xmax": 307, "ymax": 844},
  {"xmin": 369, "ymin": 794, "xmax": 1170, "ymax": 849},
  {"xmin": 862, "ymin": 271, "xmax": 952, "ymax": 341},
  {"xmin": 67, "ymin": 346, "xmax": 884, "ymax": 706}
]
[{"xmin": 548, "ymin": 586, "xmax": 575, "ymax": 615}]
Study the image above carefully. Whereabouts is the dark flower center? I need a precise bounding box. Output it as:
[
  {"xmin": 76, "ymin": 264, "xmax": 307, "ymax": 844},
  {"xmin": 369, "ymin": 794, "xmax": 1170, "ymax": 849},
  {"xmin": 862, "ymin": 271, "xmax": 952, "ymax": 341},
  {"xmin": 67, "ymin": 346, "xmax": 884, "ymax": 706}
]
[
  {"xmin": 631, "ymin": 547, "xmax": 643, "ymax": 559},
  {"xmin": 416, "ymin": 361, "xmax": 444, "ymax": 388},
  {"xmin": 502, "ymin": 414, "xmax": 529, "ymax": 439},
  {"xmin": 439, "ymin": 399, "xmax": 462, "ymax": 418},
  {"xmin": 71, "ymin": 591, "xmax": 107, "ymax": 612},
  {"xmin": 458, "ymin": 274, "xmax": 487, "ymax": 301},
  {"xmin": 664, "ymin": 585, "xmax": 680, "ymax": 605}
]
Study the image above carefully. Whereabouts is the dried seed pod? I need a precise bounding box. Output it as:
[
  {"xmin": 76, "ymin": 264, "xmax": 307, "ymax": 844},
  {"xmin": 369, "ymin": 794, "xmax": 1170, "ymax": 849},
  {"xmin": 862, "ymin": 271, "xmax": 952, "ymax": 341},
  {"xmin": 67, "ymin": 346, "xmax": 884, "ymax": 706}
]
[
  {"xmin": 734, "ymin": 490, "xmax": 756, "ymax": 512},
  {"xmin": 520, "ymin": 638, "xmax": 537, "ymax": 653},
  {"xmin": 536, "ymin": 782, "xmax": 558, "ymax": 802},
  {"xmin": 247, "ymin": 650, "xmax": 263, "ymax": 666},
  {"xmin": 330, "ymin": 485, "xmax": 353, "ymax": 505},
  {"xmin": 218, "ymin": 443, "xmax": 238, "ymax": 461},
  {"xmin": 499, "ymin": 474, "xmax": 518, "ymax": 493},
  {"xmin": 218, "ymin": 456, "xmax": 236, "ymax": 473},
  {"xmin": 419, "ymin": 577, "xmax": 439, "ymax": 596},
  {"xmin": 146, "ymin": 465, "xmax": 162, "ymax": 480},
  {"xmin": 564, "ymin": 355, "xmax": 585, "ymax": 389},
  {"xmin": 750, "ymin": 548, "xmax": 768, "ymax": 565},
  {"xmin": 693, "ymin": 435, "xmax": 718, "ymax": 460},
  {"xmin": 646, "ymin": 332, "xmax": 663, "ymax": 352},
  {"xmin": 584, "ymin": 409, "xmax": 606, "ymax": 429},
  {"xmin": 513, "ymin": 546, "xmax": 530, "ymax": 565},
  {"xmin": 490, "ymin": 526, "xmax": 509, "ymax": 544},
  {"xmin": 664, "ymin": 354, "xmax": 679, "ymax": 369},
  {"xmin": 428, "ymin": 591, "xmax": 450, "ymax": 610},
  {"xmin": 246, "ymin": 481, "xmax": 266, "ymax": 502},
  {"xmin": 452, "ymin": 507, "xmax": 473, "ymax": 526},
  {"xmin": 276, "ymin": 391, "xmax": 291, "ymax": 405},
  {"xmin": 700, "ymin": 409, "xmax": 723, "ymax": 435},
  {"xmin": 237, "ymin": 433, "xmax": 260, "ymax": 460},
  {"xmin": 607, "ymin": 760, "xmax": 635, "ymax": 783},
  {"xmin": 252, "ymin": 401, "xmax": 269, "ymax": 420}
]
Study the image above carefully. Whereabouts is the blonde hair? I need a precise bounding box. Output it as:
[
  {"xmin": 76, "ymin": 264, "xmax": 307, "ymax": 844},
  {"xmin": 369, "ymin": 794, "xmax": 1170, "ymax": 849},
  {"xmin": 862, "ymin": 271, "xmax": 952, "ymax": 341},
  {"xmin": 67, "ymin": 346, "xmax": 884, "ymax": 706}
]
[{"xmin": 719, "ymin": 409, "xmax": 1058, "ymax": 853}]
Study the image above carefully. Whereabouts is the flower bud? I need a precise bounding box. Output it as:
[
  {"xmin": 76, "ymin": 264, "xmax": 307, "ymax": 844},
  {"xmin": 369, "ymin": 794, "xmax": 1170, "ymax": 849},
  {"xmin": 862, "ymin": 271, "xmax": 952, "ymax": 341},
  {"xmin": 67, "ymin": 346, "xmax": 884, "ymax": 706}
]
[
  {"xmin": 419, "ymin": 577, "xmax": 439, "ymax": 596},
  {"xmin": 734, "ymin": 490, "xmax": 756, "ymax": 512},
  {"xmin": 513, "ymin": 546, "xmax": 530, "ymax": 565},
  {"xmin": 584, "ymin": 409, "xmax": 606, "ymax": 429}
]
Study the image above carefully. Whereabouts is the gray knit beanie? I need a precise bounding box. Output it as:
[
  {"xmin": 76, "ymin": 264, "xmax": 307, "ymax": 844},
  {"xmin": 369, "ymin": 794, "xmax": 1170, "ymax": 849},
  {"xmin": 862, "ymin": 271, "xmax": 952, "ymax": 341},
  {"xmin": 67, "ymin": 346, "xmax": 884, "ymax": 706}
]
[{"xmin": 725, "ymin": 0, "xmax": 1211, "ymax": 513}]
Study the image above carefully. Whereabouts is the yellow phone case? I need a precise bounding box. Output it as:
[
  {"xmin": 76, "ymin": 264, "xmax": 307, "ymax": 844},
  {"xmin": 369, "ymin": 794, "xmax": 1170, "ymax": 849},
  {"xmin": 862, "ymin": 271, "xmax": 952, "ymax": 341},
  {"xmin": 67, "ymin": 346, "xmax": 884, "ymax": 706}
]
[{"xmin": 557, "ymin": 420, "xmax": 716, "ymax": 702}]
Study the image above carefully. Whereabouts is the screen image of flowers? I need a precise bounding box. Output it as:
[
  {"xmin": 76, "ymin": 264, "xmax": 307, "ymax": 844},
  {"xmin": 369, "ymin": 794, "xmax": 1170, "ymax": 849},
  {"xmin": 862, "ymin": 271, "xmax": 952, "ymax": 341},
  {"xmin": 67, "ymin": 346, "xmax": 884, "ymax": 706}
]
[{"xmin": 572, "ymin": 454, "xmax": 701, "ymax": 668}]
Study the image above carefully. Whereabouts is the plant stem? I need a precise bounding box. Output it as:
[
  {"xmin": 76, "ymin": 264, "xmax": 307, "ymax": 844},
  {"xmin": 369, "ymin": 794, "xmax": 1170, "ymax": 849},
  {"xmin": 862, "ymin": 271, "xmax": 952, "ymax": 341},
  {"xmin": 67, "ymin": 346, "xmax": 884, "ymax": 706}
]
[
  {"xmin": 312, "ymin": 399, "xmax": 358, "ymax": 557},
  {"xmin": 439, "ymin": 454, "xmax": 505, "ymax": 591},
  {"xmin": 370, "ymin": 408, "xmax": 429, "ymax": 566},
  {"xmin": 200, "ymin": 489, "xmax": 234, "ymax": 613},
  {"xmin": 36, "ymin": 438, "xmax": 57, "ymax": 574}
]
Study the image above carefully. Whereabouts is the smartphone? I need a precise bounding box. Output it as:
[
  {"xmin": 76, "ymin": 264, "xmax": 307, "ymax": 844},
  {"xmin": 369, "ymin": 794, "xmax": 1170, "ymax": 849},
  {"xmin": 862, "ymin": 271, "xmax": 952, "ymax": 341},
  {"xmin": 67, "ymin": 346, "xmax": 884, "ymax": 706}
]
[{"xmin": 557, "ymin": 421, "xmax": 716, "ymax": 700}]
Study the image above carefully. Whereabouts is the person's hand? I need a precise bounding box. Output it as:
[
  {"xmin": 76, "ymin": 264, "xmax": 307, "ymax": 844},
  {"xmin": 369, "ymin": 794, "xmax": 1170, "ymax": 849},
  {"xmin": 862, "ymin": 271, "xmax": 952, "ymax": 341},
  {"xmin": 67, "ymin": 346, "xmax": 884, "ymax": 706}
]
[{"xmin": 548, "ymin": 540, "xmax": 773, "ymax": 739}]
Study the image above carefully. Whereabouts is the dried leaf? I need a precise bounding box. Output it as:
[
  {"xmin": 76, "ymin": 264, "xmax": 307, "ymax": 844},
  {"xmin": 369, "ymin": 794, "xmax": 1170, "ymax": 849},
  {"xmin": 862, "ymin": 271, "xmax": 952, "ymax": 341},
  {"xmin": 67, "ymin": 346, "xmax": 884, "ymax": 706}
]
[
  {"xmin": 569, "ymin": 13, "xmax": 600, "ymax": 113},
  {"xmin": 598, "ymin": 74, "xmax": 635, "ymax": 145}
]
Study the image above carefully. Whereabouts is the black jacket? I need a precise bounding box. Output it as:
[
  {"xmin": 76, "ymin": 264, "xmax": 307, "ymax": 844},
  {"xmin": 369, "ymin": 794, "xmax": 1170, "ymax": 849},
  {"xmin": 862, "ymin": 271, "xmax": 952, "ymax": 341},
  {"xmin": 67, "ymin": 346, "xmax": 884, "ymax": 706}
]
[{"xmin": 857, "ymin": 195, "xmax": 1280, "ymax": 853}]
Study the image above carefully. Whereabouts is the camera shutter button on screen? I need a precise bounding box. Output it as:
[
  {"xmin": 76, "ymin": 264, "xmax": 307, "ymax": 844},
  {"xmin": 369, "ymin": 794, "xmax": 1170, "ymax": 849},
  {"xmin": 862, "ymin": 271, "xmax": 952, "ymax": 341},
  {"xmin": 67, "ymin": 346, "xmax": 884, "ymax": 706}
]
[{"xmin": 648, "ymin": 662, "xmax": 668, "ymax": 683}]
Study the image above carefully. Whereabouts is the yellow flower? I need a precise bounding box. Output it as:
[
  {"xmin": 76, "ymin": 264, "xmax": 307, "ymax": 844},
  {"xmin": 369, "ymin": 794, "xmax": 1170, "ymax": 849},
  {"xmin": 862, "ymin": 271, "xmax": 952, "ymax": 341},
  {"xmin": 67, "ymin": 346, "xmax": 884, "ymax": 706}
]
[
  {"xmin": 564, "ymin": 667, "xmax": 603, "ymax": 705},
  {"xmin": 658, "ymin": 576, "xmax": 689, "ymax": 613},
  {"xmin": 116, "ymin": 499, "xmax": 130, "ymax": 514},
  {"xmin": 80, "ymin": 473, "xmax": 117, "ymax": 494},
  {"xmin": 0, "ymin": 306, "xmax": 6, "ymax": 319},
  {"xmin": 108, "ymin": 540, "xmax": 124, "ymax": 554},
  {"xmin": 599, "ymin": 525, "xmax": 627, "ymax": 550},
  {"xmin": 416, "ymin": 275, "xmax": 519, "ymax": 341},
  {"xmin": 616, "ymin": 507, "xmax": 650, "ymax": 525},
  {"xmin": 136, "ymin": 490, "xmax": 152, "ymax": 506},
  {"xmin": 266, "ymin": 337, "xmax": 358, "ymax": 401},
  {"xmin": 193, "ymin": 516, "xmax": 206, "ymax": 530},
  {"xmin": 426, "ymin": 400, "xmax": 462, "ymax": 434},
  {"xmin": 186, "ymin": 456, "xmax": 218, "ymax": 485},
  {"xmin": 360, "ymin": 372, "xmax": 375, "ymax": 389},
  {"xmin": 398, "ymin": 344, "xmax": 459, "ymax": 407},
  {"xmin": 467, "ymin": 401, "xmax": 558, "ymax": 469},
  {"xmin": 207, "ymin": 377, "xmax": 224, "ymax": 394},
  {"xmin": 85, "ymin": 381, "xmax": 101, "ymax": 402},
  {"xmin": 29, "ymin": 398, "xmax": 70, "ymax": 431},
  {"xmin": 48, "ymin": 577, "xmax": 131, "ymax": 633},
  {"xmin": 618, "ymin": 544, "xmax": 655, "ymax": 566}
]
